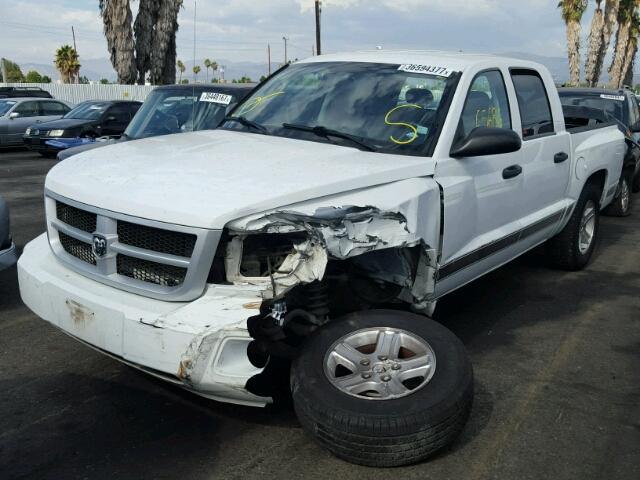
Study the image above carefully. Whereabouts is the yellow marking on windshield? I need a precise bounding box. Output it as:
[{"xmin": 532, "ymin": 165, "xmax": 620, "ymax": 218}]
[
  {"xmin": 385, "ymin": 104, "xmax": 424, "ymax": 145},
  {"xmin": 238, "ymin": 91, "xmax": 284, "ymax": 115}
]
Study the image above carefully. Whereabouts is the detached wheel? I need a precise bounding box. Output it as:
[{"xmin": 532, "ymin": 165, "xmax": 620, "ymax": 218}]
[
  {"xmin": 603, "ymin": 172, "xmax": 633, "ymax": 217},
  {"xmin": 547, "ymin": 182, "xmax": 600, "ymax": 270},
  {"xmin": 291, "ymin": 310, "xmax": 473, "ymax": 467}
]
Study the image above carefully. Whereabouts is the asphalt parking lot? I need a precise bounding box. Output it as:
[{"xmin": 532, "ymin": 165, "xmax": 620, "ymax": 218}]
[{"xmin": 0, "ymin": 148, "xmax": 639, "ymax": 480}]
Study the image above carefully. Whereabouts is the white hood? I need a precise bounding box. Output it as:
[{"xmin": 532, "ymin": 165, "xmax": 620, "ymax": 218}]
[{"xmin": 45, "ymin": 129, "xmax": 435, "ymax": 229}]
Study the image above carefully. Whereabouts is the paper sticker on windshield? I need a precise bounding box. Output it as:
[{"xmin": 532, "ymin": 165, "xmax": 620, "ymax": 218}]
[
  {"xmin": 200, "ymin": 92, "xmax": 233, "ymax": 105},
  {"xmin": 398, "ymin": 64, "xmax": 454, "ymax": 77},
  {"xmin": 600, "ymin": 94, "xmax": 625, "ymax": 101}
]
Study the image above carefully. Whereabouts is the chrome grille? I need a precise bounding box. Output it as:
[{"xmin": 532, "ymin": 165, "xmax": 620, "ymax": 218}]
[
  {"xmin": 46, "ymin": 192, "xmax": 220, "ymax": 301},
  {"xmin": 58, "ymin": 231, "xmax": 96, "ymax": 265},
  {"xmin": 117, "ymin": 254, "xmax": 188, "ymax": 287},
  {"xmin": 56, "ymin": 202, "xmax": 96, "ymax": 233},
  {"xmin": 117, "ymin": 220, "xmax": 196, "ymax": 257}
]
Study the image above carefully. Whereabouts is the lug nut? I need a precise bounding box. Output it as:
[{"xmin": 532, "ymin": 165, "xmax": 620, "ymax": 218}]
[
  {"xmin": 362, "ymin": 373, "xmax": 372, "ymax": 379},
  {"xmin": 360, "ymin": 359, "xmax": 370, "ymax": 366},
  {"xmin": 391, "ymin": 363, "xmax": 401, "ymax": 370},
  {"xmin": 381, "ymin": 374, "xmax": 392, "ymax": 382},
  {"xmin": 378, "ymin": 355, "xmax": 388, "ymax": 361}
]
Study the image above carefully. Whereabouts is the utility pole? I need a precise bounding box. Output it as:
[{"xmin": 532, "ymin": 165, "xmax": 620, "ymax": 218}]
[
  {"xmin": 1, "ymin": 58, "xmax": 8, "ymax": 84},
  {"xmin": 72, "ymin": 26, "xmax": 79, "ymax": 83},
  {"xmin": 283, "ymin": 36, "xmax": 289, "ymax": 64},
  {"xmin": 193, "ymin": 0, "xmax": 197, "ymax": 83},
  {"xmin": 315, "ymin": 0, "xmax": 322, "ymax": 56},
  {"xmin": 268, "ymin": 44, "xmax": 271, "ymax": 76}
]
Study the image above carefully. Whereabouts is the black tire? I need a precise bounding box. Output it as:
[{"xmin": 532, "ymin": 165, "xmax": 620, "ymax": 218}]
[
  {"xmin": 603, "ymin": 171, "xmax": 633, "ymax": 217},
  {"xmin": 547, "ymin": 182, "xmax": 600, "ymax": 270},
  {"xmin": 291, "ymin": 310, "xmax": 473, "ymax": 467},
  {"xmin": 632, "ymin": 171, "xmax": 640, "ymax": 193}
]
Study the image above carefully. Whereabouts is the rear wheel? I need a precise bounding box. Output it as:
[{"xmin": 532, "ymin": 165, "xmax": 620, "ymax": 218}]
[
  {"xmin": 547, "ymin": 182, "xmax": 600, "ymax": 270},
  {"xmin": 603, "ymin": 171, "xmax": 633, "ymax": 217},
  {"xmin": 291, "ymin": 310, "xmax": 473, "ymax": 467}
]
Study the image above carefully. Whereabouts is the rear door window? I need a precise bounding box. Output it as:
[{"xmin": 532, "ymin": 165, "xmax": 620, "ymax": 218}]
[
  {"xmin": 40, "ymin": 101, "xmax": 68, "ymax": 116},
  {"xmin": 510, "ymin": 69, "xmax": 554, "ymax": 139},
  {"xmin": 14, "ymin": 101, "xmax": 40, "ymax": 117}
]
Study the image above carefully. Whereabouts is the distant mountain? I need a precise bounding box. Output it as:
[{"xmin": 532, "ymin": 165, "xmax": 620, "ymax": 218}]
[
  {"xmin": 502, "ymin": 51, "xmax": 640, "ymax": 86},
  {"xmin": 17, "ymin": 60, "xmax": 116, "ymax": 83},
  {"xmin": 499, "ymin": 52, "xmax": 570, "ymax": 83},
  {"xmin": 19, "ymin": 52, "xmax": 638, "ymax": 86}
]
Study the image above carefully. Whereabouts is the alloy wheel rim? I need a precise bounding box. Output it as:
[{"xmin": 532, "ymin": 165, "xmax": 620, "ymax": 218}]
[
  {"xmin": 323, "ymin": 327, "xmax": 436, "ymax": 400},
  {"xmin": 621, "ymin": 179, "xmax": 630, "ymax": 213},
  {"xmin": 578, "ymin": 200, "xmax": 596, "ymax": 254}
]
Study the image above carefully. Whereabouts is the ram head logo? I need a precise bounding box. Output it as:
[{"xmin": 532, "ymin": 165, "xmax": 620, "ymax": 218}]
[{"xmin": 92, "ymin": 234, "xmax": 108, "ymax": 258}]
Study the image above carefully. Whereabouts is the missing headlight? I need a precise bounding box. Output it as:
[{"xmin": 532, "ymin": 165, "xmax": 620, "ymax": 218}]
[{"xmin": 238, "ymin": 233, "xmax": 308, "ymax": 278}]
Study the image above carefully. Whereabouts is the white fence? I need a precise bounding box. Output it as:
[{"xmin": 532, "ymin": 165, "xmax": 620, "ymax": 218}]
[{"xmin": 0, "ymin": 83, "xmax": 156, "ymax": 104}]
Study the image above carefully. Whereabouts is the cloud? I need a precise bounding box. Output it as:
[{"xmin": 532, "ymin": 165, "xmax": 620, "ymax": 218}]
[{"xmin": 0, "ymin": 0, "xmax": 596, "ymax": 80}]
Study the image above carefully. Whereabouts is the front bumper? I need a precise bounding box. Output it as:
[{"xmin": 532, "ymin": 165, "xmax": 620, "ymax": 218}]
[
  {"xmin": 23, "ymin": 135, "xmax": 64, "ymax": 153},
  {"xmin": 18, "ymin": 233, "xmax": 270, "ymax": 407},
  {"xmin": 0, "ymin": 242, "xmax": 18, "ymax": 271}
]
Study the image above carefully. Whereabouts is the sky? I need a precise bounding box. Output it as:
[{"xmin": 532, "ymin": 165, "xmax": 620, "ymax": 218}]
[{"xmin": 0, "ymin": 0, "xmax": 601, "ymax": 72}]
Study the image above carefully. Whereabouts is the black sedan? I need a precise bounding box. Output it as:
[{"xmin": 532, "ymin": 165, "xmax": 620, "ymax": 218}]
[
  {"xmin": 56, "ymin": 83, "xmax": 255, "ymax": 160},
  {"xmin": 23, "ymin": 100, "xmax": 141, "ymax": 157}
]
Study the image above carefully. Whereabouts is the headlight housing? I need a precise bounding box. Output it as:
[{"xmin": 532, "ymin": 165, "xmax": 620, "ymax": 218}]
[{"xmin": 48, "ymin": 129, "xmax": 65, "ymax": 137}]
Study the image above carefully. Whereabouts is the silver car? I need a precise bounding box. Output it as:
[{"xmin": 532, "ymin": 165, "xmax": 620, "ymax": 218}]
[
  {"xmin": 0, "ymin": 98, "xmax": 73, "ymax": 147},
  {"xmin": 0, "ymin": 195, "xmax": 17, "ymax": 271}
]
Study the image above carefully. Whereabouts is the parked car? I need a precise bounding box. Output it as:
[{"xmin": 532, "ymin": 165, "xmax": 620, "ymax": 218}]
[
  {"xmin": 0, "ymin": 98, "xmax": 72, "ymax": 147},
  {"xmin": 23, "ymin": 100, "xmax": 142, "ymax": 157},
  {"xmin": 0, "ymin": 86, "xmax": 53, "ymax": 99},
  {"xmin": 18, "ymin": 52, "xmax": 624, "ymax": 467},
  {"xmin": 0, "ymin": 195, "xmax": 17, "ymax": 272},
  {"xmin": 57, "ymin": 84, "xmax": 255, "ymax": 160},
  {"xmin": 559, "ymin": 87, "xmax": 640, "ymax": 213}
]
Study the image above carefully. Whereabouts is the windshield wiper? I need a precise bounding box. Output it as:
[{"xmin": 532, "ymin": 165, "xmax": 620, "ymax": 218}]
[
  {"xmin": 282, "ymin": 123, "xmax": 376, "ymax": 152},
  {"xmin": 224, "ymin": 115, "xmax": 268, "ymax": 134}
]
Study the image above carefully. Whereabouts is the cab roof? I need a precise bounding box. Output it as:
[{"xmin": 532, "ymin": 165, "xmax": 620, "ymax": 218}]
[{"xmin": 299, "ymin": 50, "xmax": 545, "ymax": 74}]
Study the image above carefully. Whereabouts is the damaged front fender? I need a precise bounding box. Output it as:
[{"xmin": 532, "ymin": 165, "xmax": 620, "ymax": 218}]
[{"xmin": 224, "ymin": 177, "xmax": 442, "ymax": 304}]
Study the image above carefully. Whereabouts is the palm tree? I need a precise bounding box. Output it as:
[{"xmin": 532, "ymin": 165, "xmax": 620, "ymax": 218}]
[
  {"xmin": 559, "ymin": 0, "xmax": 589, "ymax": 86},
  {"xmin": 133, "ymin": 0, "xmax": 157, "ymax": 85},
  {"xmin": 149, "ymin": 0, "xmax": 183, "ymax": 85},
  {"xmin": 204, "ymin": 58, "xmax": 211, "ymax": 82},
  {"xmin": 609, "ymin": 0, "xmax": 639, "ymax": 87},
  {"xmin": 193, "ymin": 65, "xmax": 201, "ymax": 82},
  {"xmin": 177, "ymin": 59, "xmax": 185, "ymax": 83},
  {"xmin": 210, "ymin": 60, "xmax": 218, "ymax": 82},
  {"xmin": 100, "ymin": 0, "xmax": 183, "ymax": 85},
  {"xmin": 99, "ymin": 0, "xmax": 137, "ymax": 84},
  {"xmin": 621, "ymin": 10, "xmax": 640, "ymax": 85},
  {"xmin": 592, "ymin": 0, "xmax": 622, "ymax": 85},
  {"xmin": 54, "ymin": 45, "xmax": 81, "ymax": 84},
  {"xmin": 585, "ymin": 1, "xmax": 606, "ymax": 86}
]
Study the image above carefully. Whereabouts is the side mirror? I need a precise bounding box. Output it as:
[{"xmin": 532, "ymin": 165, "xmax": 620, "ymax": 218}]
[
  {"xmin": 8, "ymin": 112, "xmax": 19, "ymax": 120},
  {"xmin": 450, "ymin": 127, "xmax": 522, "ymax": 158}
]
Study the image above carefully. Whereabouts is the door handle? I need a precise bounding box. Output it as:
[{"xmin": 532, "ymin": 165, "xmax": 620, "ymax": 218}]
[
  {"xmin": 554, "ymin": 152, "xmax": 569, "ymax": 163},
  {"xmin": 502, "ymin": 164, "xmax": 522, "ymax": 179}
]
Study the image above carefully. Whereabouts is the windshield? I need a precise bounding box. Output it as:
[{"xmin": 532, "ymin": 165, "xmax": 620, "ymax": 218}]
[
  {"xmin": 64, "ymin": 102, "xmax": 110, "ymax": 120},
  {"xmin": 222, "ymin": 62, "xmax": 458, "ymax": 155},
  {"xmin": 125, "ymin": 88, "xmax": 234, "ymax": 139},
  {"xmin": 559, "ymin": 92, "xmax": 628, "ymax": 124},
  {"xmin": 0, "ymin": 100, "xmax": 17, "ymax": 116}
]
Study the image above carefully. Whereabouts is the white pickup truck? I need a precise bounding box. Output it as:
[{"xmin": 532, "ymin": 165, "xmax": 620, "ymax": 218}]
[{"xmin": 18, "ymin": 52, "xmax": 624, "ymax": 467}]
